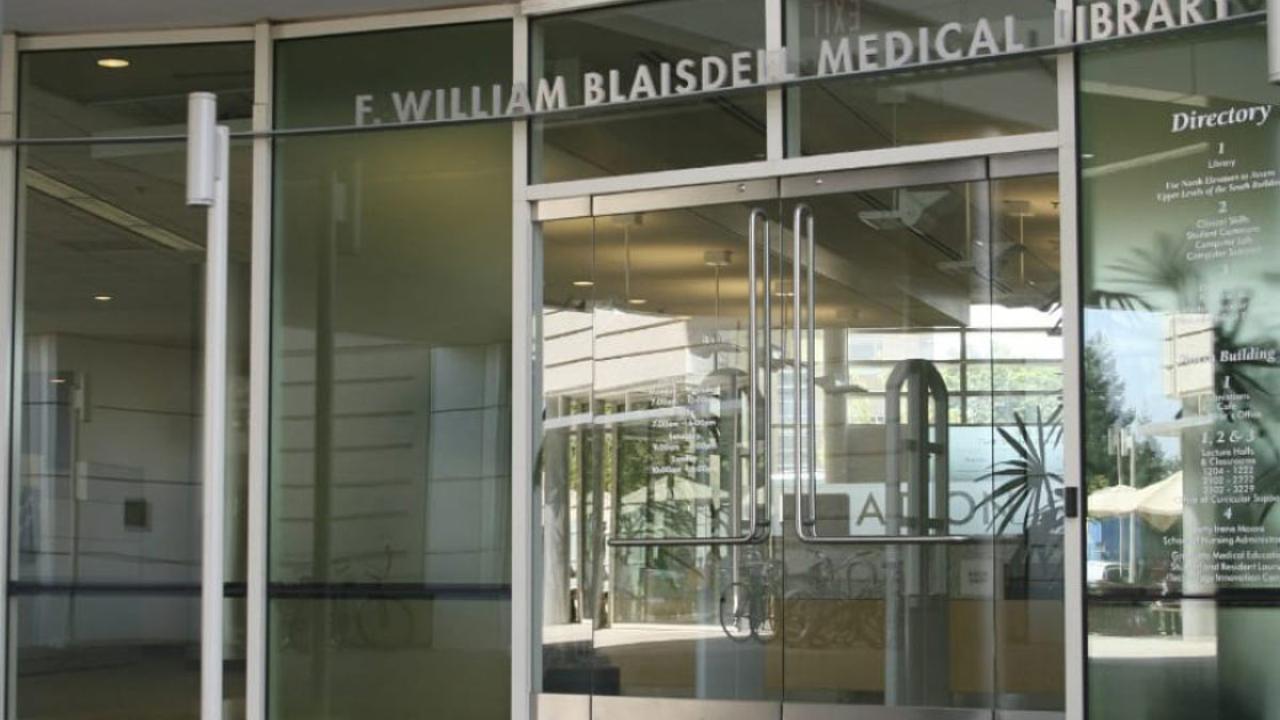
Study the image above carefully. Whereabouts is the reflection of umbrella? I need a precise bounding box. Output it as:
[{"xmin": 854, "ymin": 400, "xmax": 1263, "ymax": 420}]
[
  {"xmin": 1087, "ymin": 473, "xmax": 1183, "ymax": 531},
  {"xmin": 1088, "ymin": 484, "xmax": 1141, "ymax": 519},
  {"xmin": 1136, "ymin": 471, "xmax": 1183, "ymax": 532}
]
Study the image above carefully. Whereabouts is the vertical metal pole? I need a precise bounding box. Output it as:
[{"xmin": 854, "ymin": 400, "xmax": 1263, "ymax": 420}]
[
  {"xmin": 246, "ymin": 20, "xmax": 273, "ymax": 720},
  {"xmin": 201, "ymin": 125, "xmax": 231, "ymax": 720},
  {"xmin": 0, "ymin": 31, "xmax": 19, "ymax": 720},
  {"xmin": 1056, "ymin": 1, "xmax": 1086, "ymax": 714},
  {"xmin": 511, "ymin": 11, "xmax": 536, "ymax": 720}
]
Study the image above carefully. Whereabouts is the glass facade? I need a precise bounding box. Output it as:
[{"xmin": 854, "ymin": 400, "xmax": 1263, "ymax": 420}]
[
  {"xmin": 0, "ymin": 3, "xmax": 1272, "ymax": 720},
  {"xmin": 1080, "ymin": 19, "xmax": 1280, "ymax": 720},
  {"xmin": 268, "ymin": 23, "xmax": 513, "ymax": 720}
]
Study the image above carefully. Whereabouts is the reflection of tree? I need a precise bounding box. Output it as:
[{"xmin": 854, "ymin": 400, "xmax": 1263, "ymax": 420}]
[
  {"xmin": 1091, "ymin": 229, "xmax": 1280, "ymax": 511},
  {"xmin": 1083, "ymin": 337, "xmax": 1176, "ymax": 492}
]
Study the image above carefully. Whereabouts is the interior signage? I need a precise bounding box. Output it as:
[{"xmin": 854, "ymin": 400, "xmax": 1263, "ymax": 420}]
[{"xmin": 351, "ymin": 0, "xmax": 1235, "ymax": 127}]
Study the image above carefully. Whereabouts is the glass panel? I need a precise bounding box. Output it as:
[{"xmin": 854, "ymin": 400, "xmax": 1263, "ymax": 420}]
[
  {"xmin": 782, "ymin": 172, "xmax": 1063, "ymax": 712},
  {"xmin": 11, "ymin": 594, "xmax": 245, "ymax": 720},
  {"xmin": 1081, "ymin": 20, "xmax": 1280, "ymax": 720},
  {"xmin": 11, "ymin": 141, "xmax": 252, "ymax": 587},
  {"xmin": 274, "ymin": 22, "xmax": 511, "ymax": 130},
  {"xmin": 783, "ymin": 180, "xmax": 999, "ymax": 709},
  {"xmin": 531, "ymin": 0, "xmax": 767, "ymax": 182},
  {"xmin": 19, "ymin": 44, "xmax": 253, "ymax": 139},
  {"xmin": 8, "ymin": 137, "xmax": 252, "ymax": 716},
  {"xmin": 784, "ymin": 0, "xmax": 1056, "ymax": 156},
  {"xmin": 989, "ymin": 174, "xmax": 1064, "ymax": 712},
  {"xmin": 591, "ymin": 200, "xmax": 779, "ymax": 700},
  {"xmin": 539, "ymin": 198, "xmax": 781, "ymax": 705},
  {"xmin": 268, "ymin": 596, "xmax": 509, "ymax": 718},
  {"xmin": 1087, "ymin": 600, "xmax": 1280, "ymax": 718},
  {"xmin": 539, "ymin": 217, "xmax": 600, "ymax": 693},
  {"xmin": 268, "ymin": 123, "xmax": 513, "ymax": 717}
]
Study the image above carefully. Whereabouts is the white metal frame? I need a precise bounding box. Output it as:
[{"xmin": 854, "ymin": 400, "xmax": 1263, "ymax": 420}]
[
  {"xmin": 246, "ymin": 20, "xmax": 274, "ymax": 720},
  {"xmin": 16, "ymin": 26, "xmax": 253, "ymax": 51},
  {"xmin": 272, "ymin": 4, "xmax": 516, "ymax": 39},
  {"xmin": 511, "ymin": 11, "xmax": 536, "ymax": 720},
  {"xmin": 0, "ymin": 32, "xmax": 16, "ymax": 720},
  {"xmin": 525, "ymin": 132, "xmax": 1059, "ymax": 201},
  {"xmin": 1055, "ymin": 0, "xmax": 1085, "ymax": 716}
]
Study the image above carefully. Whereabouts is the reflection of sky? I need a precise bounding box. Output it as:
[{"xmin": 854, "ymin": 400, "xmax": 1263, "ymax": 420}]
[{"xmin": 1085, "ymin": 308, "xmax": 1182, "ymax": 455}]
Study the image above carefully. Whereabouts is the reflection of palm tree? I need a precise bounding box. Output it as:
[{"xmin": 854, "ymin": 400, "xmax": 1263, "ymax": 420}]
[
  {"xmin": 1088, "ymin": 290, "xmax": 1153, "ymax": 312},
  {"xmin": 1106, "ymin": 233, "xmax": 1199, "ymax": 304},
  {"xmin": 1214, "ymin": 292, "xmax": 1280, "ymax": 416},
  {"xmin": 1211, "ymin": 292, "xmax": 1280, "ymax": 517}
]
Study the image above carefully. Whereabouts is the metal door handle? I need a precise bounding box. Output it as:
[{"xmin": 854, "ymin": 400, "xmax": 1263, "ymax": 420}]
[
  {"xmin": 790, "ymin": 205, "xmax": 970, "ymax": 546},
  {"xmin": 608, "ymin": 208, "xmax": 772, "ymax": 547}
]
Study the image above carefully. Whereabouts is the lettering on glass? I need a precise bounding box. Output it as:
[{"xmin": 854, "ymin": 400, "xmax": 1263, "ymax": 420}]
[{"xmin": 348, "ymin": 0, "xmax": 1235, "ymax": 126}]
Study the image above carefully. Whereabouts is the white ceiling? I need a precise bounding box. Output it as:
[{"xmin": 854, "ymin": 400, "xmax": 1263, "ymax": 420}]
[{"xmin": 2, "ymin": 0, "xmax": 508, "ymax": 34}]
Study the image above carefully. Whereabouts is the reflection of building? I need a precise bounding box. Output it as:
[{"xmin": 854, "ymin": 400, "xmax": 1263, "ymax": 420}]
[{"xmin": 1163, "ymin": 313, "xmax": 1215, "ymax": 399}]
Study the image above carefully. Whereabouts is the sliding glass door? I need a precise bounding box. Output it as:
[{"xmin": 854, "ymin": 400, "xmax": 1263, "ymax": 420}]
[{"xmin": 536, "ymin": 155, "xmax": 1065, "ymax": 720}]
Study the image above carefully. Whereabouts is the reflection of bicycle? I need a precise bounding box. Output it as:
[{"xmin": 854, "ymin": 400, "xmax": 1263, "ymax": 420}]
[
  {"xmin": 786, "ymin": 549, "xmax": 884, "ymax": 649},
  {"xmin": 280, "ymin": 544, "xmax": 418, "ymax": 651},
  {"xmin": 719, "ymin": 551, "xmax": 779, "ymax": 643}
]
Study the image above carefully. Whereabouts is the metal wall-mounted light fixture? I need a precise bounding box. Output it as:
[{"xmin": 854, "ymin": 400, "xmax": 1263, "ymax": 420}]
[{"xmin": 186, "ymin": 91, "xmax": 230, "ymax": 720}]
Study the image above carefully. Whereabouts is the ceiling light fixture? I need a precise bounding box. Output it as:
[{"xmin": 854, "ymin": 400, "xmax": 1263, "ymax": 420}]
[
  {"xmin": 627, "ymin": 298, "xmax": 647, "ymax": 306},
  {"xmin": 97, "ymin": 58, "xmax": 130, "ymax": 69},
  {"xmin": 572, "ymin": 280, "xmax": 594, "ymax": 287},
  {"xmin": 93, "ymin": 294, "xmax": 113, "ymax": 302}
]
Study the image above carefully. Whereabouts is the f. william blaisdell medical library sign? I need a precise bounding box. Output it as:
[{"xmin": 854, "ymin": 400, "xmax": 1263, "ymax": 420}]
[{"xmin": 351, "ymin": 0, "xmax": 1237, "ymax": 127}]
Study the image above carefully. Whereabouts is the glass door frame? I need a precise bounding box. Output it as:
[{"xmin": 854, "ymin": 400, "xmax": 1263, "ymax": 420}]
[{"xmin": 527, "ymin": 142, "xmax": 1078, "ymax": 720}]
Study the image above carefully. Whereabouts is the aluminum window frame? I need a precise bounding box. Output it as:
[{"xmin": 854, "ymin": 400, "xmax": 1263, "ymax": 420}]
[{"xmin": 0, "ymin": 32, "xmax": 17, "ymax": 720}]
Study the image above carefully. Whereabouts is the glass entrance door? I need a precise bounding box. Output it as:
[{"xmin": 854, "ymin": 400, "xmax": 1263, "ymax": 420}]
[{"xmin": 536, "ymin": 156, "xmax": 1066, "ymax": 720}]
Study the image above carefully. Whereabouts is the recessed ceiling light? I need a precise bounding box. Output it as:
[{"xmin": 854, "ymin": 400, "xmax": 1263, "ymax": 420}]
[
  {"xmin": 50, "ymin": 378, "xmax": 67, "ymax": 385},
  {"xmin": 627, "ymin": 298, "xmax": 647, "ymax": 306},
  {"xmin": 93, "ymin": 294, "xmax": 113, "ymax": 302},
  {"xmin": 97, "ymin": 58, "xmax": 130, "ymax": 69},
  {"xmin": 572, "ymin": 280, "xmax": 594, "ymax": 287}
]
